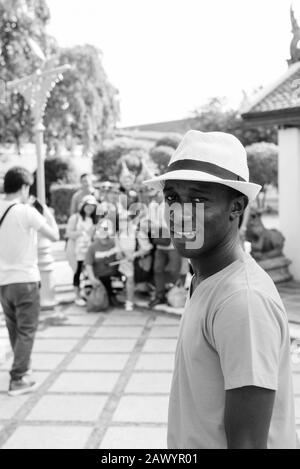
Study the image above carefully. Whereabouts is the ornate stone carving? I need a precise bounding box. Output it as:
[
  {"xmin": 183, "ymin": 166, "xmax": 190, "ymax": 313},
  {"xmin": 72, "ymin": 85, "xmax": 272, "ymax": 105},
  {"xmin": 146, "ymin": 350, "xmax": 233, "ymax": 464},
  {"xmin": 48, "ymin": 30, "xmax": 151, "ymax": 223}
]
[
  {"xmin": 289, "ymin": 6, "xmax": 300, "ymax": 64},
  {"xmin": 245, "ymin": 208, "xmax": 292, "ymax": 283}
]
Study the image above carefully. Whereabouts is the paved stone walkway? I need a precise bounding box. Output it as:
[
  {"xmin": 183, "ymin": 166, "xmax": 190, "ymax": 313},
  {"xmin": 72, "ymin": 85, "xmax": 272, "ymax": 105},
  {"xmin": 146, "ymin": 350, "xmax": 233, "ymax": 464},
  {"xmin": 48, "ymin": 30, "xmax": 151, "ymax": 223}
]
[
  {"xmin": 0, "ymin": 306, "xmax": 180, "ymax": 449},
  {"xmin": 0, "ymin": 304, "xmax": 299, "ymax": 449}
]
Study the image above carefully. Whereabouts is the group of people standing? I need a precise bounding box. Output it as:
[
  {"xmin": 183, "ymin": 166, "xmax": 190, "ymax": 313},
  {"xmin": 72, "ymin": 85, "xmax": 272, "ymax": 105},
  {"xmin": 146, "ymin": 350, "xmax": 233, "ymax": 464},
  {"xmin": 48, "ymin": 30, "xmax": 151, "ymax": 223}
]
[{"xmin": 65, "ymin": 172, "xmax": 185, "ymax": 312}]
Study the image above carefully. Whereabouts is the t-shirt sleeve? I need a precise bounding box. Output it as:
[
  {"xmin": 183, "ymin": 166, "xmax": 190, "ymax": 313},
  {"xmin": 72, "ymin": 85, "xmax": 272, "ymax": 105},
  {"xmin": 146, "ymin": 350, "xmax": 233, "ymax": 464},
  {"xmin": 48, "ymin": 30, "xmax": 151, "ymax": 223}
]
[
  {"xmin": 211, "ymin": 289, "xmax": 285, "ymax": 391},
  {"xmin": 25, "ymin": 206, "xmax": 46, "ymax": 231}
]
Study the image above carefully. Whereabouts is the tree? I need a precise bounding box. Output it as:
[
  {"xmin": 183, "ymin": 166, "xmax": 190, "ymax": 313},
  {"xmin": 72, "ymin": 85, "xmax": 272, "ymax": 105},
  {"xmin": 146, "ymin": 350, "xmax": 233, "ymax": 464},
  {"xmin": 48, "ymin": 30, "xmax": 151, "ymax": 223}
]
[
  {"xmin": 0, "ymin": 0, "xmax": 56, "ymax": 151},
  {"xmin": 150, "ymin": 145, "xmax": 174, "ymax": 173},
  {"xmin": 93, "ymin": 138, "xmax": 148, "ymax": 181},
  {"xmin": 30, "ymin": 155, "xmax": 77, "ymax": 205},
  {"xmin": 44, "ymin": 45, "xmax": 120, "ymax": 157},
  {"xmin": 193, "ymin": 97, "xmax": 277, "ymax": 146},
  {"xmin": 246, "ymin": 142, "xmax": 278, "ymax": 208}
]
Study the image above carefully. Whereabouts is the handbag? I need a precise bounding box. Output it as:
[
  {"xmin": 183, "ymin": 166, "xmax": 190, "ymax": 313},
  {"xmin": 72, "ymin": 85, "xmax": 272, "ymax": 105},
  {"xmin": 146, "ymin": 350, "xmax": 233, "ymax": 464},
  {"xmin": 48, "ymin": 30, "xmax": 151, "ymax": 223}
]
[
  {"xmin": 86, "ymin": 281, "xmax": 109, "ymax": 312},
  {"xmin": 166, "ymin": 281, "xmax": 187, "ymax": 308}
]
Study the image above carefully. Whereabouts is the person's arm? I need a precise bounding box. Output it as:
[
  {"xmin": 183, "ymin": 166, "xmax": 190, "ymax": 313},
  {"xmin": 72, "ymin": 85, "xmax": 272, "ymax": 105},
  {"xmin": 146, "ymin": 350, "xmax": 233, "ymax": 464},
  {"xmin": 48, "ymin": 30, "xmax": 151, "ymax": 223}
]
[
  {"xmin": 85, "ymin": 264, "xmax": 101, "ymax": 287},
  {"xmin": 225, "ymin": 385, "xmax": 275, "ymax": 449},
  {"xmin": 38, "ymin": 205, "xmax": 60, "ymax": 242},
  {"xmin": 66, "ymin": 214, "xmax": 81, "ymax": 240}
]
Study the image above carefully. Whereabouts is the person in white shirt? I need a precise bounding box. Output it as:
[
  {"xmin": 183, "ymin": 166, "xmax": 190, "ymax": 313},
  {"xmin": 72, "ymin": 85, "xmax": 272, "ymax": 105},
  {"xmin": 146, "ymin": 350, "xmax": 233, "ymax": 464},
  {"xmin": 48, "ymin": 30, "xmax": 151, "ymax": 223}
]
[
  {"xmin": 145, "ymin": 130, "xmax": 297, "ymax": 449},
  {"xmin": 0, "ymin": 167, "xmax": 59, "ymax": 396}
]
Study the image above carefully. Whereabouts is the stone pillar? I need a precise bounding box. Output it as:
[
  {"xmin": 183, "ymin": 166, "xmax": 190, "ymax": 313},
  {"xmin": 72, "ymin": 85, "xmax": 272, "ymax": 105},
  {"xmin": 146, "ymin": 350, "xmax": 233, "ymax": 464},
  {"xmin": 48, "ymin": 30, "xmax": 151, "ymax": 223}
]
[
  {"xmin": 38, "ymin": 235, "xmax": 57, "ymax": 311},
  {"xmin": 278, "ymin": 127, "xmax": 300, "ymax": 280}
]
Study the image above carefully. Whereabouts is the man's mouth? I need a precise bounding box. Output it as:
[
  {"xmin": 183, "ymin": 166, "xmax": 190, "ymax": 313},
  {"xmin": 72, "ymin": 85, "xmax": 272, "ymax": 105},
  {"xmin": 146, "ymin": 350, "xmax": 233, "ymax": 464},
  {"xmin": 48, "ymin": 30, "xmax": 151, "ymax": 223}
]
[{"xmin": 172, "ymin": 230, "xmax": 197, "ymax": 240}]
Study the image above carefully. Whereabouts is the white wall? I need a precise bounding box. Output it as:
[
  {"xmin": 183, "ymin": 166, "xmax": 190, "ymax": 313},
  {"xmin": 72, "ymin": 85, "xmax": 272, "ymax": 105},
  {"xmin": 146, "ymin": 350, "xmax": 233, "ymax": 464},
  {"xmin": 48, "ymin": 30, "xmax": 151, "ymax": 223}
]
[{"xmin": 278, "ymin": 127, "xmax": 300, "ymax": 280}]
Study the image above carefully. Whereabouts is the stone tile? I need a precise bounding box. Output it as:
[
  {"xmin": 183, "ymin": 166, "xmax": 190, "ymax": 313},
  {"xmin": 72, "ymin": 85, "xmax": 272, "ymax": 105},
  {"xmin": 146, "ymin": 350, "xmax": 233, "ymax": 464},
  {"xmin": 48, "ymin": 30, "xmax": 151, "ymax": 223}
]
[
  {"xmin": 142, "ymin": 339, "xmax": 177, "ymax": 353},
  {"xmin": 26, "ymin": 395, "xmax": 108, "ymax": 422},
  {"xmin": 125, "ymin": 372, "xmax": 172, "ymax": 394},
  {"xmin": 0, "ymin": 372, "xmax": 49, "ymax": 393},
  {"xmin": 64, "ymin": 315, "xmax": 99, "ymax": 326},
  {"xmin": 38, "ymin": 326, "xmax": 89, "ymax": 339},
  {"xmin": 148, "ymin": 327, "xmax": 179, "ymax": 339},
  {"xmin": 94, "ymin": 327, "xmax": 144, "ymax": 338},
  {"xmin": 0, "ymin": 394, "xmax": 29, "ymax": 419},
  {"xmin": 154, "ymin": 317, "xmax": 181, "ymax": 326},
  {"xmin": 113, "ymin": 396, "xmax": 169, "ymax": 423},
  {"xmin": 99, "ymin": 426, "xmax": 167, "ymax": 449},
  {"xmin": 67, "ymin": 354, "xmax": 129, "ymax": 371},
  {"xmin": 102, "ymin": 315, "xmax": 149, "ymax": 326},
  {"xmin": 33, "ymin": 339, "xmax": 77, "ymax": 353},
  {"xmin": 48, "ymin": 372, "xmax": 119, "ymax": 393},
  {"xmin": 81, "ymin": 339, "xmax": 137, "ymax": 353},
  {"xmin": 3, "ymin": 425, "xmax": 92, "ymax": 449},
  {"xmin": 0, "ymin": 353, "xmax": 65, "ymax": 371},
  {"xmin": 135, "ymin": 354, "xmax": 175, "ymax": 371}
]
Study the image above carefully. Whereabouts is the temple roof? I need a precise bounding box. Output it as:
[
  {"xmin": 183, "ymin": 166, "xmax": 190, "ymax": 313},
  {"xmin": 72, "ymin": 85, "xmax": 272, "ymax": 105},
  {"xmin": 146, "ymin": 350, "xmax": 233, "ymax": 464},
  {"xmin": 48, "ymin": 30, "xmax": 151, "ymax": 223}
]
[{"xmin": 242, "ymin": 62, "xmax": 300, "ymax": 127}]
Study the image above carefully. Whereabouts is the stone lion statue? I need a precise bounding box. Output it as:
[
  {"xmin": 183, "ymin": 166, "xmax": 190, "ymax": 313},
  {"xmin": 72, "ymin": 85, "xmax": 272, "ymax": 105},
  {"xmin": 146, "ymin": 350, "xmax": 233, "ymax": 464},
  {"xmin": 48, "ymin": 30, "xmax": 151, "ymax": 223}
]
[{"xmin": 245, "ymin": 208, "xmax": 285, "ymax": 261}]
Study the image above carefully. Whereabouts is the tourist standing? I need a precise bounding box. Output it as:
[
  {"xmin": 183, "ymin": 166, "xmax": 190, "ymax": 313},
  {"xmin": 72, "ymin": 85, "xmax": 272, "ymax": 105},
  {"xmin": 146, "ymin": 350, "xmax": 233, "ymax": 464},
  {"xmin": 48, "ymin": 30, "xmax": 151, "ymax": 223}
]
[
  {"xmin": 145, "ymin": 130, "xmax": 297, "ymax": 449},
  {"xmin": 66, "ymin": 195, "xmax": 98, "ymax": 306},
  {"xmin": 70, "ymin": 173, "xmax": 98, "ymax": 215},
  {"xmin": 0, "ymin": 167, "xmax": 59, "ymax": 396}
]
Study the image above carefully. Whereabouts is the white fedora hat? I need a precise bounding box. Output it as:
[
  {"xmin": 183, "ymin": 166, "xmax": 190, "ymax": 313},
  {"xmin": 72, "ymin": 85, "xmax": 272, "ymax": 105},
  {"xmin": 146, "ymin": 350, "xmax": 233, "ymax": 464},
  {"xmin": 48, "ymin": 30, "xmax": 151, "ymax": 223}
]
[{"xmin": 144, "ymin": 130, "xmax": 261, "ymax": 202}]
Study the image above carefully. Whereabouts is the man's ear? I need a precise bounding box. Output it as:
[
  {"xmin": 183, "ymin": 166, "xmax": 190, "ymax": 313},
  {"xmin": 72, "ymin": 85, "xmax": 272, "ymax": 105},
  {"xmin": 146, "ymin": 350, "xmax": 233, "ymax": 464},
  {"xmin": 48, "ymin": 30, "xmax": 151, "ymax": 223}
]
[{"xmin": 229, "ymin": 196, "xmax": 248, "ymax": 222}]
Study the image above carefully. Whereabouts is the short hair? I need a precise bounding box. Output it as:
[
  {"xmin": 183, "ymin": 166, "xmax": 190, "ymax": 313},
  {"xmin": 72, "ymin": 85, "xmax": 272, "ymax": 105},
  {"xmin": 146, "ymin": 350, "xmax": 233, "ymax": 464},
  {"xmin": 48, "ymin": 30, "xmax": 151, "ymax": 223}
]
[
  {"xmin": 80, "ymin": 173, "xmax": 90, "ymax": 181},
  {"xmin": 4, "ymin": 167, "xmax": 33, "ymax": 194}
]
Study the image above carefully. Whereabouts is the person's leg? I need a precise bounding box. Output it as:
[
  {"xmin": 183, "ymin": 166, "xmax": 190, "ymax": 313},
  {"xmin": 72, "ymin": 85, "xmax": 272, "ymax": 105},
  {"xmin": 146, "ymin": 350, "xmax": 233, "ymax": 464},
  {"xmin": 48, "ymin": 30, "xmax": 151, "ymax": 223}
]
[
  {"xmin": 151, "ymin": 249, "xmax": 167, "ymax": 304},
  {"xmin": 100, "ymin": 276, "xmax": 122, "ymax": 307},
  {"xmin": 0, "ymin": 285, "xmax": 17, "ymax": 350},
  {"xmin": 126, "ymin": 276, "xmax": 135, "ymax": 303},
  {"xmin": 74, "ymin": 261, "xmax": 84, "ymax": 303},
  {"xmin": 9, "ymin": 283, "xmax": 40, "ymax": 381}
]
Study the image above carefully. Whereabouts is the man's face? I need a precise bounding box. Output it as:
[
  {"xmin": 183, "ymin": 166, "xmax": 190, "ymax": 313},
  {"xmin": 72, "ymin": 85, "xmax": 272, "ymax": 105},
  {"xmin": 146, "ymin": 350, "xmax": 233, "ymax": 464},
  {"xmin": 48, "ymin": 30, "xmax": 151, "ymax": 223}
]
[
  {"xmin": 163, "ymin": 180, "xmax": 234, "ymax": 258},
  {"xmin": 81, "ymin": 175, "xmax": 92, "ymax": 190}
]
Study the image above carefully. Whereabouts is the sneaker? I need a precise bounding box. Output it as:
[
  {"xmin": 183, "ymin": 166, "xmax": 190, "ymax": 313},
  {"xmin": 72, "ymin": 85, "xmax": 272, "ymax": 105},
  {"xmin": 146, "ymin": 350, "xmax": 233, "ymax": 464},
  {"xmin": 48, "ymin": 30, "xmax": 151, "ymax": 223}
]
[
  {"xmin": 8, "ymin": 377, "xmax": 38, "ymax": 397},
  {"xmin": 125, "ymin": 301, "xmax": 134, "ymax": 312},
  {"xmin": 75, "ymin": 298, "xmax": 86, "ymax": 307}
]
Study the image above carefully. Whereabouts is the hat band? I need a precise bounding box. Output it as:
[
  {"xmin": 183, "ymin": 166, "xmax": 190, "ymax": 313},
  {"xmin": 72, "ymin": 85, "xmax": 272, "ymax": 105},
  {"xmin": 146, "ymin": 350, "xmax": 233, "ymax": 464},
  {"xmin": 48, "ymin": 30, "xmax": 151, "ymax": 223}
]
[{"xmin": 165, "ymin": 159, "xmax": 246, "ymax": 182}]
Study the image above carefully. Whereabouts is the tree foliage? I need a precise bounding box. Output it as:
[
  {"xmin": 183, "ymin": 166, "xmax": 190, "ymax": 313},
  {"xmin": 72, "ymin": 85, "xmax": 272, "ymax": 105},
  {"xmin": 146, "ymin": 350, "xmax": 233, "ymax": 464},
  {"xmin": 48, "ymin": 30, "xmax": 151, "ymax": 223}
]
[
  {"xmin": 30, "ymin": 155, "xmax": 77, "ymax": 204},
  {"xmin": 246, "ymin": 142, "xmax": 278, "ymax": 190},
  {"xmin": 0, "ymin": 0, "xmax": 55, "ymax": 150},
  {"xmin": 44, "ymin": 45, "xmax": 120, "ymax": 157},
  {"xmin": 193, "ymin": 97, "xmax": 277, "ymax": 146},
  {"xmin": 93, "ymin": 138, "xmax": 148, "ymax": 181},
  {"xmin": 149, "ymin": 145, "xmax": 174, "ymax": 173}
]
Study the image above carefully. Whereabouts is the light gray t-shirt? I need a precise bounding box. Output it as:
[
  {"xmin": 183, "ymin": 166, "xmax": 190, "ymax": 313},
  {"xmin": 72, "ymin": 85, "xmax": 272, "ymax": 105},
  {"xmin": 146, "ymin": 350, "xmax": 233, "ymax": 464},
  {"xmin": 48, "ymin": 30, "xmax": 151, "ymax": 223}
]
[{"xmin": 168, "ymin": 253, "xmax": 297, "ymax": 449}]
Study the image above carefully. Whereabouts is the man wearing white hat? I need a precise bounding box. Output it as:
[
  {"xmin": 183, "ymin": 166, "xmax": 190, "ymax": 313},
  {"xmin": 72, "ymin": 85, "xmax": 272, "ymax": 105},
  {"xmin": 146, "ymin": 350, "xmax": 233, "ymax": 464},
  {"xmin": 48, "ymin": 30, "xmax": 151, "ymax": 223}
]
[{"xmin": 145, "ymin": 130, "xmax": 296, "ymax": 449}]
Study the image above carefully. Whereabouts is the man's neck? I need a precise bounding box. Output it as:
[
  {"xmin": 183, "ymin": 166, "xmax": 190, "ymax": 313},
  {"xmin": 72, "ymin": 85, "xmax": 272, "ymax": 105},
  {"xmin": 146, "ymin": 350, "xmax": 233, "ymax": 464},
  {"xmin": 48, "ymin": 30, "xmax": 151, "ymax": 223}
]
[
  {"xmin": 5, "ymin": 193, "xmax": 21, "ymax": 202},
  {"xmin": 190, "ymin": 235, "xmax": 244, "ymax": 283}
]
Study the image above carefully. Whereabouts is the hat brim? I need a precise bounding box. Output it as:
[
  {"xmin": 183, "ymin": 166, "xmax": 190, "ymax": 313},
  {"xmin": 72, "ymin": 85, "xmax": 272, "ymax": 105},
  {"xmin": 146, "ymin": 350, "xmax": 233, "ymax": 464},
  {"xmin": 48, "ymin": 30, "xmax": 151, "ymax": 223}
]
[{"xmin": 144, "ymin": 170, "xmax": 261, "ymax": 203}]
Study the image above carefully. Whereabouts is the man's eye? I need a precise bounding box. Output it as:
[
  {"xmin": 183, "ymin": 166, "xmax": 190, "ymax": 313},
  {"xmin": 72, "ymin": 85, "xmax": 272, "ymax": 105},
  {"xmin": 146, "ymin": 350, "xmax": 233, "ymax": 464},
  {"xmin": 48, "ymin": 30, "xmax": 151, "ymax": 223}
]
[
  {"xmin": 165, "ymin": 195, "xmax": 176, "ymax": 203},
  {"xmin": 192, "ymin": 197, "xmax": 206, "ymax": 203}
]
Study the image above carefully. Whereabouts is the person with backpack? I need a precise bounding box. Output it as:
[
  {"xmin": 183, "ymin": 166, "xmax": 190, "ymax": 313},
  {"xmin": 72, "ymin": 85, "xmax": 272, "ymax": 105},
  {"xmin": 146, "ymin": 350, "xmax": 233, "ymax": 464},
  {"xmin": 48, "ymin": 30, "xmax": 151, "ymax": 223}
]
[{"xmin": 0, "ymin": 167, "xmax": 59, "ymax": 396}]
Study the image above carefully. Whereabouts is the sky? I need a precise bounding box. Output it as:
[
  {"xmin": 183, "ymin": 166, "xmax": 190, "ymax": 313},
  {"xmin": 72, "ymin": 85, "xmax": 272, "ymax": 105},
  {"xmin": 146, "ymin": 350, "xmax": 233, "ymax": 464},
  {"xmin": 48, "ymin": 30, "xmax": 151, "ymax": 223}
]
[{"xmin": 47, "ymin": 0, "xmax": 300, "ymax": 127}]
